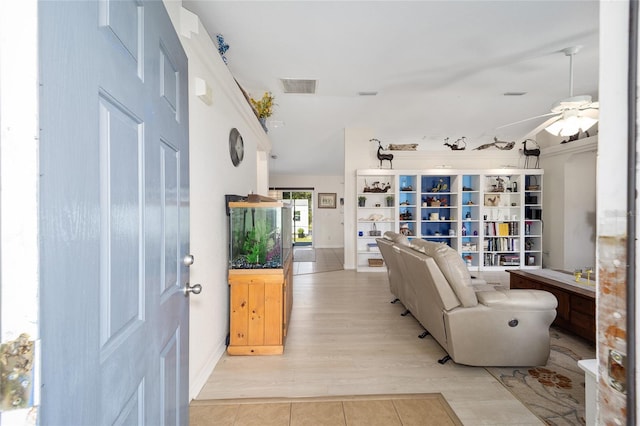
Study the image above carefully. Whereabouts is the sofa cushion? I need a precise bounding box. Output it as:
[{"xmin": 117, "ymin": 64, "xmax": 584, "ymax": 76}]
[
  {"xmin": 409, "ymin": 239, "xmax": 478, "ymax": 307},
  {"xmin": 383, "ymin": 231, "xmax": 411, "ymax": 246},
  {"xmin": 477, "ymin": 288, "xmax": 558, "ymax": 310}
]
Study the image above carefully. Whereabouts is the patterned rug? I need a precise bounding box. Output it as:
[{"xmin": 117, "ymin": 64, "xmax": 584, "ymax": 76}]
[{"xmin": 486, "ymin": 327, "xmax": 596, "ymax": 425}]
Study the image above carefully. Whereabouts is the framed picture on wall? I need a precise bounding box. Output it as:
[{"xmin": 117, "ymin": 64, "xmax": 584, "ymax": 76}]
[{"xmin": 318, "ymin": 193, "xmax": 337, "ymax": 209}]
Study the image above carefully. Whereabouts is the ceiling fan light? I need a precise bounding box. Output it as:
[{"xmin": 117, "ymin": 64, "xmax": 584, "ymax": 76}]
[
  {"xmin": 544, "ymin": 115, "xmax": 598, "ymax": 137},
  {"xmin": 544, "ymin": 120, "xmax": 568, "ymax": 136},
  {"xmin": 577, "ymin": 116, "xmax": 598, "ymax": 131}
]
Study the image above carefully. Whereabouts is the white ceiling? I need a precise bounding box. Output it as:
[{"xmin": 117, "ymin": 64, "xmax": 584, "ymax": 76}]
[{"xmin": 182, "ymin": 1, "xmax": 599, "ymax": 176}]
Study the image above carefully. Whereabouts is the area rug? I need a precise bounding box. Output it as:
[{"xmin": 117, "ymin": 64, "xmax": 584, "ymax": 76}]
[
  {"xmin": 190, "ymin": 393, "xmax": 462, "ymax": 426},
  {"xmin": 486, "ymin": 327, "xmax": 596, "ymax": 425},
  {"xmin": 294, "ymin": 248, "xmax": 316, "ymax": 262}
]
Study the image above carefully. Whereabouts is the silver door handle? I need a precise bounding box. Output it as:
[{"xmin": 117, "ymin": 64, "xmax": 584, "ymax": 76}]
[
  {"xmin": 183, "ymin": 254, "xmax": 195, "ymax": 266},
  {"xmin": 184, "ymin": 283, "xmax": 202, "ymax": 296}
]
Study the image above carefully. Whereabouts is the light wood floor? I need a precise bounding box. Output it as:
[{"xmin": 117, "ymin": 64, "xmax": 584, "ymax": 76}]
[
  {"xmin": 196, "ymin": 249, "xmax": 542, "ymax": 425},
  {"xmin": 292, "ymin": 247, "xmax": 344, "ymax": 275}
]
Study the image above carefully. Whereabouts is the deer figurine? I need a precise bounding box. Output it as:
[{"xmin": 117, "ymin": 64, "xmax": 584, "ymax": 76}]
[
  {"xmin": 522, "ymin": 139, "xmax": 541, "ymax": 168},
  {"xmin": 370, "ymin": 138, "xmax": 393, "ymax": 169}
]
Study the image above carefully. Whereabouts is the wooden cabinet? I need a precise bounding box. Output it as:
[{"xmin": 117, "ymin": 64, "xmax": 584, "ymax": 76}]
[
  {"xmin": 509, "ymin": 269, "xmax": 595, "ymax": 343},
  {"xmin": 228, "ymin": 254, "xmax": 293, "ymax": 355}
]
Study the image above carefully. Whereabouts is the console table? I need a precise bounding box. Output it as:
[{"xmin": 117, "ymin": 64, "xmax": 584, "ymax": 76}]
[{"xmin": 509, "ymin": 269, "xmax": 595, "ymax": 343}]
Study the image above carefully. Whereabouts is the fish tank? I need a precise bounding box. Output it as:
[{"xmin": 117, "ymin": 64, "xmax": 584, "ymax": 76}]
[{"xmin": 228, "ymin": 198, "xmax": 292, "ymax": 269}]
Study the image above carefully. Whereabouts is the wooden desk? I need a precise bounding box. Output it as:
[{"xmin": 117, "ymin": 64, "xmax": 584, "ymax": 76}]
[{"xmin": 509, "ymin": 269, "xmax": 595, "ymax": 343}]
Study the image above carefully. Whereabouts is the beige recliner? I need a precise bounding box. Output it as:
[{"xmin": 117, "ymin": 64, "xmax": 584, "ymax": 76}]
[{"xmin": 377, "ymin": 232, "xmax": 557, "ymax": 367}]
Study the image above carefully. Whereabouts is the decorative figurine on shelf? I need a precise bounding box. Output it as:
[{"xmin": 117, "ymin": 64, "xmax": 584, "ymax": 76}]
[
  {"xmin": 370, "ymin": 139, "xmax": 393, "ymax": 169},
  {"xmin": 474, "ymin": 137, "xmax": 515, "ymax": 151},
  {"xmin": 400, "ymin": 178, "xmax": 413, "ymax": 191},
  {"xmin": 465, "ymin": 211, "xmax": 471, "ymax": 220},
  {"xmin": 216, "ymin": 34, "xmax": 229, "ymax": 64},
  {"xmin": 522, "ymin": 139, "xmax": 541, "ymax": 169},
  {"xmin": 400, "ymin": 223, "xmax": 413, "ymax": 236},
  {"xmin": 443, "ymin": 137, "xmax": 467, "ymax": 150},
  {"xmin": 362, "ymin": 180, "xmax": 391, "ymax": 193},
  {"xmin": 431, "ymin": 179, "xmax": 448, "ymax": 192},
  {"xmin": 461, "ymin": 225, "xmax": 467, "ymax": 236}
]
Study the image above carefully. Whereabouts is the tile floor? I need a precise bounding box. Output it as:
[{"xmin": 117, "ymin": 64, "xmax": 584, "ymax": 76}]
[{"xmin": 190, "ymin": 394, "xmax": 462, "ymax": 426}]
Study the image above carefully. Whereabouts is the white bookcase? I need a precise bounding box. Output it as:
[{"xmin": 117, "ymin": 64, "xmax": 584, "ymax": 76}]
[{"xmin": 356, "ymin": 168, "xmax": 544, "ymax": 272}]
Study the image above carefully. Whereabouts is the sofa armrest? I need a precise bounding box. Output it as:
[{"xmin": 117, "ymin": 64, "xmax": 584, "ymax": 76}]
[{"xmin": 476, "ymin": 289, "xmax": 557, "ymax": 310}]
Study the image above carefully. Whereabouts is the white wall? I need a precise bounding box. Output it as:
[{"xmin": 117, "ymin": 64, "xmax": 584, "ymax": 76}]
[
  {"xmin": 540, "ymin": 139, "xmax": 597, "ymax": 270},
  {"xmin": 269, "ymin": 174, "xmax": 345, "ymax": 248},
  {"xmin": 0, "ymin": 1, "xmax": 40, "ymax": 423},
  {"xmin": 564, "ymin": 150, "xmax": 597, "ymax": 270},
  {"xmin": 164, "ymin": 2, "xmax": 271, "ymax": 400}
]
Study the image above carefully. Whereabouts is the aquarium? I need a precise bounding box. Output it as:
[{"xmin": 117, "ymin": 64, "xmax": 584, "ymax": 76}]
[{"xmin": 228, "ymin": 200, "xmax": 292, "ymax": 269}]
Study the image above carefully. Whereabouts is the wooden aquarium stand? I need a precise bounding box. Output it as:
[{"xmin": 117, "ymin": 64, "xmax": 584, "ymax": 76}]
[{"xmin": 227, "ymin": 253, "xmax": 293, "ymax": 355}]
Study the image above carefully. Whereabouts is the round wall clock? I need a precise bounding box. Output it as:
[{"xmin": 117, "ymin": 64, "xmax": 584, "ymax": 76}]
[{"xmin": 229, "ymin": 128, "xmax": 244, "ymax": 167}]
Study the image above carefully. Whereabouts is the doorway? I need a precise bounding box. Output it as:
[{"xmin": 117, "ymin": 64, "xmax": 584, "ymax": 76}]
[{"xmin": 271, "ymin": 188, "xmax": 314, "ymax": 247}]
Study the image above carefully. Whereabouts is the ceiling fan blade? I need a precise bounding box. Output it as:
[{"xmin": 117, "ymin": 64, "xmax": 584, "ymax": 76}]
[
  {"xmin": 522, "ymin": 115, "xmax": 562, "ymax": 140},
  {"xmin": 496, "ymin": 111, "xmax": 558, "ymax": 129},
  {"xmin": 580, "ymin": 108, "xmax": 599, "ymax": 118},
  {"xmin": 578, "ymin": 102, "xmax": 599, "ymax": 112}
]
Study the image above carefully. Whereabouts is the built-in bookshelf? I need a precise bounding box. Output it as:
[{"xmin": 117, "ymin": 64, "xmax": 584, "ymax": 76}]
[{"xmin": 356, "ymin": 168, "xmax": 543, "ymax": 272}]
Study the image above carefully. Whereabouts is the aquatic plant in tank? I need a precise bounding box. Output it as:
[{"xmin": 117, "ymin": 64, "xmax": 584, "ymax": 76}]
[{"xmin": 230, "ymin": 205, "xmax": 284, "ymax": 269}]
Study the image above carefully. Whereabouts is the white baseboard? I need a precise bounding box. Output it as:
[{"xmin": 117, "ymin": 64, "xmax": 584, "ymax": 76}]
[{"xmin": 189, "ymin": 340, "xmax": 226, "ymax": 401}]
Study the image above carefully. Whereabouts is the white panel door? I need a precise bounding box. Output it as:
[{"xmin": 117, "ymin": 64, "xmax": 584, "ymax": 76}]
[{"xmin": 39, "ymin": 0, "xmax": 190, "ymax": 424}]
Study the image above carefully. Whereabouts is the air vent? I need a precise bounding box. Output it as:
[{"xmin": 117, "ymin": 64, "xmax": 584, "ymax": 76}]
[
  {"xmin": 280, "ymin": 79, "xmax": 317, "ymax": 94},
  {"xmin": 358, "ymin": 91, "xmax": 378, "ymax": 96},
  {"xmin": 503, "ymin": 92, "xmax": 527, "ymax": 96}
]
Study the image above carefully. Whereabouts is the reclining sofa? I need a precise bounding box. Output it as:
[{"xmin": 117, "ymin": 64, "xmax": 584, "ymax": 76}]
[{"xmin": 377, "ymin": 232, "xmax": 557, "ymax": 367}]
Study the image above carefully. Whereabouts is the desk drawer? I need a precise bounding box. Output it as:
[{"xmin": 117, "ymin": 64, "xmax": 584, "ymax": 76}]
[
  {"xmin": 510, "ymin": 276, "xmax": 539, "ymax": 290},
  {"xmin": 572, "ymin": 295, "xmax": 595, "ymax": 316}
]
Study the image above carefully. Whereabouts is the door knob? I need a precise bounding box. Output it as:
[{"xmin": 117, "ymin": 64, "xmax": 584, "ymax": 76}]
[
  {"xmin": 184, "ymin": 283, "xmax": 202, "ymax": 296},
  {"xmin": 183, "ymin": 254, "xmax": 195, "ymax": 266}
]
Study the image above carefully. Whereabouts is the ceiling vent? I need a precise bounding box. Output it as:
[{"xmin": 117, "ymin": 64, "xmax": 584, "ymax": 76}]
[
  {"xmin": 503, "ymin": 92, "xmax": 527, "ymax": 96},
  {"xmin": 280, "ymin": 79, "xmax": 317, "ymax": 94}
]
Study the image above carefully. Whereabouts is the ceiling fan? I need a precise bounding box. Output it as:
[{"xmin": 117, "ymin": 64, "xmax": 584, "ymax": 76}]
[{"xmin": 500, "ymin": 46, "xmax": 599, "ymax": 138}]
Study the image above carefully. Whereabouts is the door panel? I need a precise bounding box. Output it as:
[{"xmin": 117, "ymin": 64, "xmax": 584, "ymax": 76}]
[{"xmin": 39, "ymin": 1, "xmax": 189, "ymax": 424}]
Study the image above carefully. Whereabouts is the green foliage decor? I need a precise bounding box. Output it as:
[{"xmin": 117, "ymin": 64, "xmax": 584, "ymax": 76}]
[{"xmin": 250, "ymin": 92, "xmax": 275, "ymax": 119}]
